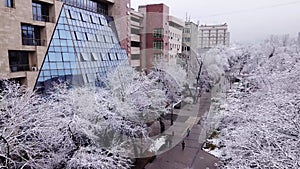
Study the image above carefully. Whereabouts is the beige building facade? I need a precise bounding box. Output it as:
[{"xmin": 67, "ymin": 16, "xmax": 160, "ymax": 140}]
[
  {"xmin": 0, "ymin": 0, "xmax": 63, "ymax": 89},
  {"xmin": 0, "ymin": 0, "xmax": 131, "ymax": 89}
]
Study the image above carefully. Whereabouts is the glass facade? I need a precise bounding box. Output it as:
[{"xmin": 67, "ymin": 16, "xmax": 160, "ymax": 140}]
[{"xmin": 36, "ymin": 5, "xmax": 128, "ymax": 91}]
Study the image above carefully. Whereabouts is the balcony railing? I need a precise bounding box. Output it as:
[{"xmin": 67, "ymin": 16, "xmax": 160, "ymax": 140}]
[
  {"xmin": 58, "ymin": 0, "xmax": 108, "ymax": 15},
  {"xmin": 33, "ymin": 14, "xmax": 54, "ymax": 22},
  {"xmin": 22, "ymin": 38, "xmax": 46, "ymax": 46},
  {"xmin": 10, "ymin": 64, "xmax": 30, "ymax": 72}
]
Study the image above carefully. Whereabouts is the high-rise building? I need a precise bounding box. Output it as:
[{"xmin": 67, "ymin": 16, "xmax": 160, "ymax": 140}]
[
  {"xmin": 181, "ymin": 21, "xmax": 200, "ymax": 85},
  {"xmin": 182, "ymin": 21, "xmax": 199, "ymax": 59},
  {"xmin": 138, "ymin": 3, "xmax": 170, "ymax": 71},
  {"xmin": 0, "ymin": 0, "xmax": 131, "ymax": 90},
  {"xmin": 198, "ymin": 23, "xmax": 230, "ymax": 49}
]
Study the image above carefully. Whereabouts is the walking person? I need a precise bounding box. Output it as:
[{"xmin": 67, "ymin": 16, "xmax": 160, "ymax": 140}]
[
  {"xmin": 181, "ymin": 140, "xmax": 185, "ymax": 151},
  {"xmin": 186, "ymin": 128, "xmax": 190, "ymax": 137}
]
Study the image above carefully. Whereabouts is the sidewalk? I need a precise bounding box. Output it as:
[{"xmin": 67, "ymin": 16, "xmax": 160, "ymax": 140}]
[{"xmin": 144, "ymin": 92, "xmax": 220, "ymax": 169}]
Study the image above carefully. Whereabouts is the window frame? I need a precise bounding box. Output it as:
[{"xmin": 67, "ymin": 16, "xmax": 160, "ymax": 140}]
[
  {"xmin": 5, "ymin": 0, "xmax": 14, "ymax": 8},
  {"xmin": 153, "ymin": 28, "xmax": 163, "ymax": 38}
]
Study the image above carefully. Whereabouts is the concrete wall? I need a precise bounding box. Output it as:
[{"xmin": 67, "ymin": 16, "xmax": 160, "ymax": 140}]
[{"xmin": 110, "ymin": 0, "xmax": 130, "ymax": 55}]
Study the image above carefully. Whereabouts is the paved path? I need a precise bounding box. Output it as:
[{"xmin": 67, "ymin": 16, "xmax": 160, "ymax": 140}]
[{"xmin": 145, "ymin": 92, "xmax": 219, "ymax": 169}]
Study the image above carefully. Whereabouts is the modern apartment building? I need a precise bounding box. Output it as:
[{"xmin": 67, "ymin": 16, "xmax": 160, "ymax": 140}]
[
  {"xmin": 181, "ymin": 21, "xmax": 200, "ymax": 84},
  {"xmin": 138, "ymin": 3, "xmax": 169, "ymax": 71},
  {"xmin": 168, "ymin": 15, "xmax": 184, "ymax": 65},
  {"xmin": 0, "ymin": 0, "xmax": 130, "ymax": 90},
  {"xmin": 129, "ymin": 8, "xmax": 143, "ymax": 71},
  {"xmin": 182, "ymin": 21, "xmax": 199, "ymax": 59},
  {"xmin": 198, "ymin": 23, "xmax": 230, "ymax": 49}
]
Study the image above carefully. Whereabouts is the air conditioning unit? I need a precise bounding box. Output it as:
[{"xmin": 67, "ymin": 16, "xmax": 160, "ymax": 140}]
[{"xmin": 32, "ymin": 66, "xmax": 37, "ymax": 71}]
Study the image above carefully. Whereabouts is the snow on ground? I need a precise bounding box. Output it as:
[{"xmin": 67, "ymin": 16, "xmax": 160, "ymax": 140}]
[{"xmin": 149, "ymin": 136, "xmax": 166, "ymax": 153}]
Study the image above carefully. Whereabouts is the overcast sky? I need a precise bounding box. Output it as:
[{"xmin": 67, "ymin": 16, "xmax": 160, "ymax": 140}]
[{"xmin": 131, "ymin": 0, "xmax": 300, "ymax": 44}]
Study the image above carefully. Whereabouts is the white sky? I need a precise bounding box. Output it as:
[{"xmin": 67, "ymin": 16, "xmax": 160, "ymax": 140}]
[{"xmin": 131, "ymin": 0, "xmax": 300, "ymax": 44}]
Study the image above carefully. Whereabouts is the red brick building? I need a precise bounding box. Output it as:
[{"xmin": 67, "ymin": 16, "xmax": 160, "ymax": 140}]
[{"xmin": 139, "ymin": 4, "xmax": 170, "ymax": 70}]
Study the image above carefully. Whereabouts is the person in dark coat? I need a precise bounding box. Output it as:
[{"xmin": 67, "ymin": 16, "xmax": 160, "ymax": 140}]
[
  {"xmin": 181, "ymin": 140, "xmax": 185, "ymax": 151},
  {"xmin": 187, "ymin": 128, "xmax": 190, "ymax": 137}
]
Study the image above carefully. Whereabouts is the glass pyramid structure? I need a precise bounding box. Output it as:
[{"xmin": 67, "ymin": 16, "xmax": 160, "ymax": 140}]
[{"xmin": 35, "ymin": 4, "xmax": 128, "ymax": 91}]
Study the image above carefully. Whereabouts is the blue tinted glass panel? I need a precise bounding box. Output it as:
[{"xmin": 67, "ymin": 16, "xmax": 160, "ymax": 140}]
[{"xmin": 36, "ymin": 5, "xmax": 128, "ymax": 91}]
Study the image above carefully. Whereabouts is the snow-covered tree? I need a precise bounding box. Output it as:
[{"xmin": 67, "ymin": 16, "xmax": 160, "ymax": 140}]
[
  {"xmin": 211, "ymin": 36, "xmax": 300, "ymax": 168},
  {"xmin": 0, "ymin": 80, "xmax": 144, "ymax": 169},
  {"xmin": 0, "ymin": 81, "xmax": 74, "ymax": 168},
  {"xmin": 106, "ymin": 64, "xmax": 168, "ymax": 124}
]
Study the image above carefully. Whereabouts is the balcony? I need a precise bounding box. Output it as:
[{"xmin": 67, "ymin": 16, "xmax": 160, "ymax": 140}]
[
  {"xmin": 131, "ymin": 20, "xmax": 140, "ymax": 27},
  {"xmin": 33, "ymin": 14, "xmax": 55, "ymax": 22},
  {"xmin": 131, "ymin": 47, "xmax": 141, "ymax": 55},
  {"xmin": 131, "ymin": 60, "xmax": 140, "ymax": 67},
  {"xmin": 10, "ymin": 64, "xmax": 30, "ymax": 72},
  {"xmin": 36, "ymin": 0, "xmax": 54, "ymax": 4},
  {"xmin": 131, "ymin": 34, "xmax": 140, "ymax": 42},
  {"xmin": 22, "ymin": 38, "xmax": 46, "ymax": 46}
]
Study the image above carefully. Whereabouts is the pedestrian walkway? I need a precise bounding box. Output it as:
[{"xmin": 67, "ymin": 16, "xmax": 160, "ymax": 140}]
[{"xmin": 144, "ymin": 92, "xmax": 219, "ymax": 169}]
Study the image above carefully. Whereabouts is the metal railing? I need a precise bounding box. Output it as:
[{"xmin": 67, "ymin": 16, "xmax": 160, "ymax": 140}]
[
  {"xmin": 22, "ymin": 38, "xmax": 47, "ymax": 46},
  {"xmin": 58, "ymin": 0, "xmax": 108, "ymax": 15},
  {"xmin": 10, "ymin": 64, "xmax": 30, "ymax": 72},
  {"xmin": 33, "ymin": 14, "xmax": 55, "ymax": 23}
]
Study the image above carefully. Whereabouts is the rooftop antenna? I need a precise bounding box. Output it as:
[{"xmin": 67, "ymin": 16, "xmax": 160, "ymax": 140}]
[
  {"xmin": 189, "ymin": 15, "xmax": 191, "ymax": 22},
  {"xmin": 185, "ymin": 12, "xmax": 188, "ymax": 22}
]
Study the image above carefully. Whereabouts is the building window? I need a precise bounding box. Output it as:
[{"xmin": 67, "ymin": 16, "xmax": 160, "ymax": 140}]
[
  {"xmin": 90, "ymin": 15, "xmax": 99, "ymax": 24},
  {"xmin": 131, "ymin": 17, "xmax": 140, "ymax": 23},
  {"xmin": 153, "ymin": 40, "xmax": 163, "ymax": 50},
  {"xmin": 74, "ymin": 31, "xmax": 84, "ymax": 41},
  {"xmin": 131, "ymin": 41, "xmax": 140, "ymax": 47},
  {"xmin": 131, "ymin": 54, "xmax": 140, "ymax": 60},
  {"xmin": 80, "ymin": 13, "xmax": 90, "ymax": 22},
  {"xmin": 154, "ymin": 53, "xmax": 162, "ymax": 62},
  {"xmin": 184, "ymin": 37, "xmax": 190, "ymax": 42},
  {"xmin": 8, "ymin": 51, "xmax": 30, "ymax": 72},
  {"xmin": 68, "ymin": 9, "xmax": 78, "ymax": 20},
  {"xmin": 5, "ymin": 0, "xmax": 14, "ymax": 8},
  {"xmin": 153, "ymin": 28, "xmax": 163, "ymax": 38},
  {"xmin": 184, "ymin": 28, "xmax": 190, "ymax": 33},
  {"xmin": 103, "ymin": 35, "xmax": 107, "ymax": 43},
  {"xmin": 21, "ymin": 23, "xmax": 42, "ymax": 46},
  {"xmin": 131, "ymin": 28, "xmax": 140, "ymax": 35},
  {"xmin": 111, "ymin": 36, "xmax": 114, "ymax": 43},
  {"xmin": 32, "ymin": 2, "xmax": 50, "ymax": 22}
]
